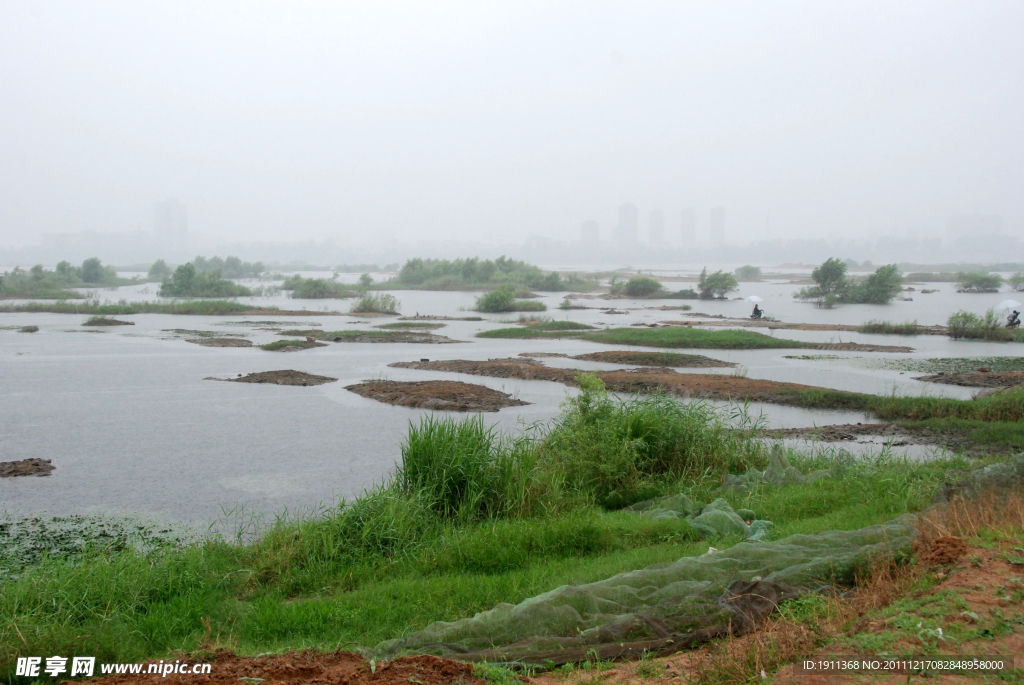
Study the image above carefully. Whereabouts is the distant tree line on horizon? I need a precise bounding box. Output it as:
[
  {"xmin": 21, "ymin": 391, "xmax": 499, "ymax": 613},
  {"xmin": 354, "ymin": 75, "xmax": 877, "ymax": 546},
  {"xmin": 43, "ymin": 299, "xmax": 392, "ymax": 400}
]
[
  {"xmin": 1, "ymin": 258, "xmax": 134, "ymax": 299},
  {"xmin": 387, "ymin": 256, "xmax": 597, "ymax": 292}
]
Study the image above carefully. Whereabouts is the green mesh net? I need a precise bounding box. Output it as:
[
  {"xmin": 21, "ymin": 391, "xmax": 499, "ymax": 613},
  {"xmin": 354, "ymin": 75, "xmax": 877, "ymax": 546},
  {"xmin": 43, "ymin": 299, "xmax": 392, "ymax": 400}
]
[{"xmin": 373, "ymin": 454, "xmax": 1024, "ymax": 666}]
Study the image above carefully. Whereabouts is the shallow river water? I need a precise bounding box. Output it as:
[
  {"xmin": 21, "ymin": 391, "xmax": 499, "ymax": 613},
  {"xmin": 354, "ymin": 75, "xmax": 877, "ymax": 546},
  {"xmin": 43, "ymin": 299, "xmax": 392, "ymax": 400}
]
[{"xmin": 2, "ymin": 270, "xmax": 1022, "ymax": 527}]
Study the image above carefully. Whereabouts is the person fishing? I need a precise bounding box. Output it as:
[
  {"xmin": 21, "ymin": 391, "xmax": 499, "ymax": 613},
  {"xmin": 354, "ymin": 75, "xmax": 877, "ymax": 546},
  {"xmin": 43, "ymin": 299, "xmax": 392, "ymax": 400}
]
[
  {"xmin": 1008, "ymin": 310, "xmax": 1021, "ymax": 328},
  {"xmin": 751, "ymin": 304, "xmax": 763, "ymax": 319}
]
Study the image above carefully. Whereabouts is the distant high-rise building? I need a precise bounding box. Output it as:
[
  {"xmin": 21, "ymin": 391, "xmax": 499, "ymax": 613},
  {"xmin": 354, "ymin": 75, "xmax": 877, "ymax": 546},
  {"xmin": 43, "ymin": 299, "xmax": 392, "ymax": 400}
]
[
  {"xmin": 681, "ymin": 207, "xmax": 696, "ymax": 248},
  {"xmin": 581, "ymin": 220, "xmax": 600, "ymax": 242},
  {"xmin": 153, "ymin": 199, "xmax": 188, "ymax": 243},
  {"xmin": 648, "ymin": 209, "xmax": 665, "ymax": 244},
  {"xmin": 614, "ymin": 203, "xmax": 638, "ymax": 243},
  {"xmin": 710, "ymin": 206, "xmax": 725, "ymax": 247}
]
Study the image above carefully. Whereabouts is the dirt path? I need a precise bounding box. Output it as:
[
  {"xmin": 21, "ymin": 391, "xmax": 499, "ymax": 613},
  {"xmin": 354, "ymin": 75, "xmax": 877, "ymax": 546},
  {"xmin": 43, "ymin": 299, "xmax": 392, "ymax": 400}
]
[
  {"xmin": 346, "ymin": 380, "xmax": 529, "ymax": 411},
  {"xmin": 81, "ymin": 650, "xmax": 483, "ymax": 685},
  {"xmin": 207, "ymin": 370, "xmax": 337, "ymax": 386},
  {"xmin": 389, "ymin": 358, "xmax": 831, "ymax": 405}
]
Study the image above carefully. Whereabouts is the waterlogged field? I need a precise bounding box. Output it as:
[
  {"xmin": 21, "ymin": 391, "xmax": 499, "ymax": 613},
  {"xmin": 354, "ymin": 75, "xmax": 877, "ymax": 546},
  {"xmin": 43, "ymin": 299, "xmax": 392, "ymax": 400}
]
[
  {"xmin": 1, "ymin": 271, "xmax": 1022, "ymax": 528},
  {"xmin": 3, "ymin": 267, "xmax": 1024, "ymax": 676}
]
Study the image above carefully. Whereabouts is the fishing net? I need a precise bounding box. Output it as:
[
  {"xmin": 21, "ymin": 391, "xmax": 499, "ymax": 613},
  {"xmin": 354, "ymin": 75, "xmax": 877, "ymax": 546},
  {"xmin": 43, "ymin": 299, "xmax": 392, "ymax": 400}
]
[
  {"xmin": 373, "ymin": 516, "xmax": 915, "ymax": 665},
  {"xmin": 718, "ymin": 444, "xmax": 833, "ymax": 493},
  {"xmin": 373, "ymin": 454, "xmax": 1023, "ymax": 666}
]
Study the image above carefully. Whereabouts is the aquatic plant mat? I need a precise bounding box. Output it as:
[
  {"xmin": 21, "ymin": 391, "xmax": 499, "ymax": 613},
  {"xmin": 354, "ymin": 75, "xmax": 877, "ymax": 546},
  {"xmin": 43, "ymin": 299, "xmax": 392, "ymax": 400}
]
[
  {"xmin": 207, "ymin": 370, "xmax": 337, "ymax": 386},
  {"xmin": 345, "ymin": 380, "xmax": 529, "ymax": 412}
]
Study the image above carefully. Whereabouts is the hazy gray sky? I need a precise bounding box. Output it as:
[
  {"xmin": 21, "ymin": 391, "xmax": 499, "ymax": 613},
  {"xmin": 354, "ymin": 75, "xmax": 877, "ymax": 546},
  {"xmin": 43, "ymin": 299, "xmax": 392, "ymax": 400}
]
[{"xmin": 1, "ymin": 0, "xmax": 1021, "ymax": 247}]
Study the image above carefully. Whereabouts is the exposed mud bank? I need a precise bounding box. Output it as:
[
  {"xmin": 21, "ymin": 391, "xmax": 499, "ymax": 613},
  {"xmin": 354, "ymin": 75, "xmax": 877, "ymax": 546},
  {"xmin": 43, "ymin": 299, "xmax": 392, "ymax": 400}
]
[
  {"xmin": 759, "ymin": 423, "xmax": 1004, "ymax": 456},
  {"xmin": 19, "ymin": 325, "xmax": 38, "ymax": 333},
  {"xmin": 389, "ymin": 357, "xmax": 827, "ymax": 405},
  {"xmin": 279, "ymin": 329, "xmax": 461, "ymax": 344},
  {"xmin": 0, "ymin": 458, "xmax": 55, "ymax": 477},
  {"xmin": 666, "ymin": 317, "xmax": 948, "ymax": 336},
  {"xmin": 84, "ymin": 650, "xmax": 482, "ymax": 685},
  {"xmin": 260, "ymin": 340, "xmax": 328, "ymax": 351},
  {"xmin": 915, "ymin": 370, "xmax": 1024, "ymax": 388},
  {"xmin": 207, "ymin": 370, "xmax": 337, "ymax": 386},
  {"xmin": 346, "ymin": 379, "xmax": 529, "ymax": 411},
  {"xmin": 187, "ymin": 338, "xmax": 254, "ymax": 347}
]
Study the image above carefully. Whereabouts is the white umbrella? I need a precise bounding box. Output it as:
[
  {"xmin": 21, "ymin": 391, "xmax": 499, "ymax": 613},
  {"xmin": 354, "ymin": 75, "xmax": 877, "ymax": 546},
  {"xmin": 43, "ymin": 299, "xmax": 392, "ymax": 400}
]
[
  {"xmin": 996, "ymin": 299, "xmax": 1021, "ymax": 310},
  {"xmin": 746, "ymin": 295, "xmax": 764, "ymax": 303}
]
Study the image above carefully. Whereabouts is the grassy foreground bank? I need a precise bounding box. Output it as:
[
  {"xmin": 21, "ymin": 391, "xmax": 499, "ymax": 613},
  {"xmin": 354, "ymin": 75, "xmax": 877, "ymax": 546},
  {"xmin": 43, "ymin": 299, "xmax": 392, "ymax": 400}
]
[{"xmin": 0, "ymin": 378, "xmax": 966, "ymax": 672}]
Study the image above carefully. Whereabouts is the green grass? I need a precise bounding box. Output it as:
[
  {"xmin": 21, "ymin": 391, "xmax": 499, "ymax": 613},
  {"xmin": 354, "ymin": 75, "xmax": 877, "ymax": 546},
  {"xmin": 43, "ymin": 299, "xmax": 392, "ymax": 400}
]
[
  {"xmin": 947, "ymin": 309, "xmax": 1024, "ymax": 342},
  {"xmin": 783, "ymin": 386, "xmax": 1024, "ymax": 423},
  {"xmin": 580, "ymin": 327, "xmax": 814, "ymax": 350},
  {"xmin": 259, "ymin": 339, "xmax": 324, "ymax": 351},
  {"xmin": 859, "ymin": 319, "xmax": 919, "ymax": 335},
  {"xmin": 574, "ymin": 351, "xmax": 728, "ymax": 367},
  {"xmin": 0, "ymin": 300, "xmax": 272, "ymax": 315},
  {"xmin": 375, "ymin": 322, "xmax": 446, "ymax": 330},
  {"xmin": 476, "ymin": 327, "xmax": 572, "ymax": 339},
  {"xmin": 528, "ymin": 320, "xmax": 595, "ymax": 331}
]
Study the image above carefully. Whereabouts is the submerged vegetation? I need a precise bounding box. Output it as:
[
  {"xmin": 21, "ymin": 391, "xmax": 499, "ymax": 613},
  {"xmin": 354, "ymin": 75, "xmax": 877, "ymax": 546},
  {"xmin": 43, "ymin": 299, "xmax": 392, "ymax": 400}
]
[
  {"xmin": 0, "ymin": 375, "xmax": 972, "ymax": 669},
  {"xmin": 350, "ymin": 293, "xmax": 400, "ymax": 314},
  {"xmin": 796, "ymin": 258, "xmax": 903, "ymax": 306},
  {"xmin": 859, "ymin": 319, "xmax": 920, "ymax": 335},
  {"xmin": 0, "ymin": 258, "xmax": 133, "ymax": 299},
  {"xmin": 0, "ymin": 299, "xmax": 290, "ymax": 315},
  {"xmin": 383, "ymin": 256, "xmax": 596, "ymax": 292},
  {"xmin": 282, "ymin": 275, "xmax": 359, "ymax": 299},
  {"xmin": 475, "ymin": 285, "xmax": 547, "ymax": 313},
  {"xmin": 947, "ymin": 309, "xmax": 1024, "ymax": 342},
  {"xmin": 955, "ymin": 271, "xmax": 1003, "ymax": 293},
  {"xmin": 158, "ymin": 263, "xmax": 252, "ymax": 298}
]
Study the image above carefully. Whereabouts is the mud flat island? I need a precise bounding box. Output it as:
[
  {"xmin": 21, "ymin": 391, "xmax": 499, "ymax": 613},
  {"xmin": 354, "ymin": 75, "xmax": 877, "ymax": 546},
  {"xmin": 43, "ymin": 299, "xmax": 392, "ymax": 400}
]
[
  {"xmin": 278, "ymin": 329, "xmax": 462, "ymax": 344},
  {"xmin": 915, "ymin": 370, "xmax": 1024, "ymax": 388},
  {"xmin": 569, "ymin": 350, "xmax": 736, "ymax": 367},
  {"xmin": 187, "ymin": 337, "xmax": 254, "ymax": 347},
  {"xmin": 0, "ymin": 458, "xmax": 55, "ymax": 477},
  {"xmin": 345, "ymin": 379, "xmax": 529, "ymax": 411},
  {"xmin": 207, "ymin": 370, "xmax": 337, "ymax": 386}
]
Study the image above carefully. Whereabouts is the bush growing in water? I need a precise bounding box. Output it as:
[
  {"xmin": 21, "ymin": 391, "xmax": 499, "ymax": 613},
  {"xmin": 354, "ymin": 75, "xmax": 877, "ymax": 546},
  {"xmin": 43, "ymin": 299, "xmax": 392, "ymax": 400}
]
[
  {"xmin": 947, "ymin": 309, "xmax": 1021, "ymax": 341},
  {"xmin": 796, "ymin": 258, "xmax": 902, "ymax": 305},
  {"xmin": 350, "ymin": 292, "xmax": 400, "ymax": 314},
  {"xmin": 734, "ymin": 265, "xmax": 761, "ymax": 280},
  {"xmin": 390, "ymin": 256, "xmax": 596, "ymax": 291},
  {"xmin": 284, "ymin": 276, "xmax": 357, "ymax": 299},
  {"xmin": 158, "ymin": 263, "xmax": 252, "ymax": 298},
  {"xmin": 956, "ymin": 271, "xmax": 1003, "ymax": 293},
  {"xmin": 609, "ymin": 277, "xmax": 663, "ymax": 297},
  {"xmin": 475, "ymin": 285, "xmax": 548, "ymax": 313},
  {"xmin": 697, "ymin": 268, "xmax": 739, "ymax": 299},
  {"xmin": 859, "ymin": 320, "xmax": 919, "ymax": 335}
]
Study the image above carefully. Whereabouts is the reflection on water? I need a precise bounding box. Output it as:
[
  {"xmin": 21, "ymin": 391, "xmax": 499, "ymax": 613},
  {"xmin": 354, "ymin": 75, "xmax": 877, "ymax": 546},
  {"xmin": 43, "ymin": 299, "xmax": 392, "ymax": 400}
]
[{"xmin": 2, "ymin": 277, "xmax": 1022, "ymax": 526}]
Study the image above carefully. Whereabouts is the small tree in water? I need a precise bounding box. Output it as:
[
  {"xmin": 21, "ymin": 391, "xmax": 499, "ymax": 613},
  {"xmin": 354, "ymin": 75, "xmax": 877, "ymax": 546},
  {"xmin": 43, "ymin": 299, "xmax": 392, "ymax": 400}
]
[{"xmin": 697, "ymin": 268, "xmax": 738, "ymax": 299}]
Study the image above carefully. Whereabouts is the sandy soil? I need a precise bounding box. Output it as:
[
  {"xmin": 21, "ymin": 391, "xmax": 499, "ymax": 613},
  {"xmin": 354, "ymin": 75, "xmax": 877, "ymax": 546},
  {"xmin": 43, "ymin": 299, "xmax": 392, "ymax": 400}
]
[
  {"xmin": 0, "ymin": 458, "xmax": 55, "ymax": 477},
  {"xmin": 83, "ymin": 318, "xmax": 135, "ymax": 326},
  {"xmin": 77, "ymin": 651, "xmax": 484, "ymax": 685},
  {"xmin": 346, "ymin": 379, "xmax": 529, "ymax": 411},
  {"xmin": 207, "ymin": 370, "xmax": 338, "ymax": 386},
  {"xmin": 187, "ymin": 338, "xmax": 254, "ymax": 347},
  {"xmin": 915, "ymin": 370, "xmax": 1024, "ymax": 388},
  {"xmin": 389, "ymin": 358, "xmax": 829, "ymax": 405}
]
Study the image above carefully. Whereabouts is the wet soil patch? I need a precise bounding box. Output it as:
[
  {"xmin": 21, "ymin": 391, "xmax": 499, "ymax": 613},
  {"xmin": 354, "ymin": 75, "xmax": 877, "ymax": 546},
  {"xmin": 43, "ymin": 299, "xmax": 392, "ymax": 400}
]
[
  {"xmin": 915, "ymin": 370, "xmax": 1024, "ymax": 388},
  {"xmin": 0, "ymin": 458, "xmax": 55, "ymax": 477},
  {"xmin": 85, "ymin": 650, "xmax": 484, "ymax": 685},
  {"xmin": 280, "ymin": 329, "xmax": 461, "ymax": 344},
  {"xmin": 208, "ymin": 370, "xmax": 337, "ymax": 386},
  {"xmin": 83, "ymin": 318, "xmax": 134, "ymax": 326},
  {"xmin": 389, "ymin": 358, "xmax": 830, "ymax": 405},
  {"xmin": 260, "ymin": 339, "xmax": 329, "ymax": 351},
  {"xmin": 346, "ymin": 380, "xmax": 528, "ymax": 411},
  {"xmin": 187, "ymin": 337, "xmax": 254, "ymax": 347},
  {"xmin": 572, "ymin": 351, "xmax": 735, "ymax": 368}
]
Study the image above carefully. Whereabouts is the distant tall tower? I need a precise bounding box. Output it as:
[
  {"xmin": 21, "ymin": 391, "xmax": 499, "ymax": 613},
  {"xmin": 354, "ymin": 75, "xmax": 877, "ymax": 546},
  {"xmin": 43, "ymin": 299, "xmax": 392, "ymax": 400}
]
[
  {"xmin": 581, "ymin": 220, "xmax": 600, "ymax": 243},
  {"xmin": 614, "ymin": 203, "xmax": 638, "ymax": 243},
  {"xmin": 680, "ymin": 207, "xmax": 696, "ymax": 248},
  {"xmin": 710, "ymin": 206, "xmax": 725, "ymax": 247},
  {"xmin": 153, "ymin": 199, "xmax": 188, "ymax": 247},
  {"xmin": 648, "ymin": 209, "xmax": 665, "ymax": 244}
]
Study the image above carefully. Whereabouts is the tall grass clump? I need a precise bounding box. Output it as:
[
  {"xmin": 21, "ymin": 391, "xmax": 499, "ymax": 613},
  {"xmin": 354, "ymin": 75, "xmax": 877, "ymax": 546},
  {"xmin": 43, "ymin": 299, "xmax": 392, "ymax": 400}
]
[
  {"xmin": 399, "ymin": 415, "xmax": 537, "ymax": 521},
  {"xmin": 475, "ymin": 285, "xmax": 548, "ymax": 313},
  {"xmin": 350, "ymin": 293, "xmax": 400, "ymax": 314},
  {"xmin": 947, "ymin": 309, "xmax": 1022, "ymax": 341},
  {"xmin": 539, "ymin": 374, "xmax": 765, "ymax": 509},
  {"xmin": 286, "ymin": 277, "xmax": 358, "ymax": 299},
  {"xmin": 859, "ymin": 320, "xmax": 919, "ymax": 335}
]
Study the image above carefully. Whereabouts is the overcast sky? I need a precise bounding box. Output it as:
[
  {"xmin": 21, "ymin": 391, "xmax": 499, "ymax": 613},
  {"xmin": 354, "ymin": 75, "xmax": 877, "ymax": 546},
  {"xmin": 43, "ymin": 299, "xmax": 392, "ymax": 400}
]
[{"xmin": 1, "ymin": 0, "xmax": 1021, "ymax": 247}]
